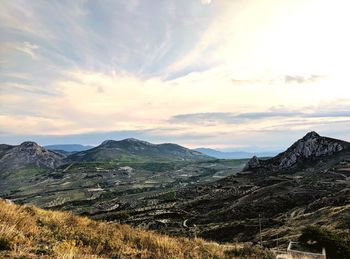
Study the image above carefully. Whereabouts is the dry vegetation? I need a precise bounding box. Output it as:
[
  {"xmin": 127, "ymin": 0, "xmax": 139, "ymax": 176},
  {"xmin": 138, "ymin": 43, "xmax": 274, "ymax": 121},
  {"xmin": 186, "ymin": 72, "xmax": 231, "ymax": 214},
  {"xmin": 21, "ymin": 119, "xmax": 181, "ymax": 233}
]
[{"xmin": 0, "ymin": 199, "xmax": 274, "ymax": 258}]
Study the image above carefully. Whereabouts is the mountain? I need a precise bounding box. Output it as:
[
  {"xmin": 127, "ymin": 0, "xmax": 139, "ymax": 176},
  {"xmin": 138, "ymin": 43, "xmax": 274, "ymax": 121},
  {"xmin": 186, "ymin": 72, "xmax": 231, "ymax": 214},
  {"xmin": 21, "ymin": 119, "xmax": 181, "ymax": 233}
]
[
  {"xmin": 244, "ymin": 131, "xmax": 350, "ymax": 172},
  {"xmin": 105, "ymin": 131, "xmax": 350, "ymax": 246},
  {"xmin": 194, "ymin": 148, "xmax": 277, "ymax": 159},
  {"xmin": 0, "ymin": 138, "xmax": 228, "ymax": 213},
  {"xmin": 44, "ymin": 144, "xmax": 94, "ymax": 152},
  {"xmin": 0, "ymin": 141, "xmax": 65, "ymax": 174},
  {"xmin": 1, "ymin": 132, "xmax": 349, "ymax": 251},
  {"xmin": 68, "ymin": 138, "xmax": 212, "ymax": 162}
]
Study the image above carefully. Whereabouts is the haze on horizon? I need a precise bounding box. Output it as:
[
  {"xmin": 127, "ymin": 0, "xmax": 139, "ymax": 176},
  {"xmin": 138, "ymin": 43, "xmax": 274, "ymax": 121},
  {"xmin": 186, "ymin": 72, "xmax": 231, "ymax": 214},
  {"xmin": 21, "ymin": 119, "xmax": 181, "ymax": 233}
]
[{"xmin": 1, "ymin": 0, "xmax": 350, "ymax": 151}]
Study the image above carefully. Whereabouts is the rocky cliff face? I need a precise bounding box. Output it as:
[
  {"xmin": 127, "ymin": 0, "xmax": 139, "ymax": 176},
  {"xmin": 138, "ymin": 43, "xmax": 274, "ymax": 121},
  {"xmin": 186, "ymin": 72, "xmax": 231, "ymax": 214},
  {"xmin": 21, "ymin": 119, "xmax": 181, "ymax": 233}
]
[
  {"xmin": 0, "ymin": 142, "xmax": 66, "ymax": 173},
  {"xmin": 244, "ymin": 131, "xmax": 350, "ymax": 172},
  {"xmin": 242, "ymin": 156, "xmax": 260, "ymax": 171}
]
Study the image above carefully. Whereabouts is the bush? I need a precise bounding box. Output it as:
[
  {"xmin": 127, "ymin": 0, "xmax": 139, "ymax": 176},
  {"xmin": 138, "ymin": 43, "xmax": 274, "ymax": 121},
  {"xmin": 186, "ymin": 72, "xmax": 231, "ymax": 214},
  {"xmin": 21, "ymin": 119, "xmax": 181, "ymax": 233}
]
[
  {"xmin": 161, "ymin": 191, "xmax": 176, "ymax": 201},
  {"xmin": 299, "ymin": 226, "xmax": 350, "ymax": 259},
  {"xmin": 0, "ymin": 237, "xmax": 11, "ymax": 251}
]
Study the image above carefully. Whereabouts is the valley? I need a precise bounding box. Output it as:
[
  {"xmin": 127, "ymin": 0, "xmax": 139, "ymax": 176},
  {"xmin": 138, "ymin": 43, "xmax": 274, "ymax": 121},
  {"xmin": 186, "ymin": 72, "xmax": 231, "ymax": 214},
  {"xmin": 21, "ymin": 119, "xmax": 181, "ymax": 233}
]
[
  {"xmin": 0, "ymin": 139, "xmax": 247, "ymax": 217},
  {"xmin": 0, "ymin": 132, "xmax": 350, "ymax": 257}
]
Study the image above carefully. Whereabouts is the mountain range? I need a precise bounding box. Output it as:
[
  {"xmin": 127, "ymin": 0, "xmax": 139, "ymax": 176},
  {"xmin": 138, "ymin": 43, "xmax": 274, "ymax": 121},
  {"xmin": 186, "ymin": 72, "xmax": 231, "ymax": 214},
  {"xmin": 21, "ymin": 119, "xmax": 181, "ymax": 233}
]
[
  {"xmin": 0, "ymin": 138, "xmax": 212, "ymax": 175},
  {"xmin": 43, "ymin": 144, "xmax": 278, "ymax": 159},
  {"xmin": 0, "ymin": 131, "xmax": 349, "ymax": 254},
  {"xmin": 194, "ymin": 148, "xmax": 278, "ymax": 159},
  {"xmin": 83, "ymin": 131, "xmax": 350, "ymax": 248},
  {"xmin": 44, "ymin": 144, "xmax": 94, "ymax": 153}
]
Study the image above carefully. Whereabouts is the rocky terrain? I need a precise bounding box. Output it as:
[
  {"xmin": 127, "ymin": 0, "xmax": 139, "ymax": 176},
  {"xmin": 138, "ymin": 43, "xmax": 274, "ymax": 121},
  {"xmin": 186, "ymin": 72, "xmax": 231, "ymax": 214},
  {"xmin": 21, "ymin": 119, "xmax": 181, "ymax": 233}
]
[
  {"xmin": 0, "ymin": 132, "xmax": 349, "ymax": 252},
  {"xmin": 244, "ymin": 131, "xmax": 350, "ymax": 172},
  {"xmin": 0, "ymin": 142, "xmax": 66, "ymax": 175},
  {"xmin": 91, "ymin": 132, "xmax": 350, "ymax": 248}
]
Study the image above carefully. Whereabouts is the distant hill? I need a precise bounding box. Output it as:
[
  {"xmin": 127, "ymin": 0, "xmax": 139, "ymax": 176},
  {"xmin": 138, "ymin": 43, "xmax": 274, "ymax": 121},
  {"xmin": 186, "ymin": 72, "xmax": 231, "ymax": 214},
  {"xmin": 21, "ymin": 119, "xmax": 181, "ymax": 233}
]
[
  {"xmin": 194, "ymin": 148, "xmax": 277, "ymax": 159},
  {"xmin": 44, "ymin": 144, "xmax": 94, "ymax": 152},
  {"xmin": 0, "ymin": 142, "xmax": 65, "ymax": 174},
  {"xmin": 68, "ymin": 138, "xmax": 213, "ymax": 162}
]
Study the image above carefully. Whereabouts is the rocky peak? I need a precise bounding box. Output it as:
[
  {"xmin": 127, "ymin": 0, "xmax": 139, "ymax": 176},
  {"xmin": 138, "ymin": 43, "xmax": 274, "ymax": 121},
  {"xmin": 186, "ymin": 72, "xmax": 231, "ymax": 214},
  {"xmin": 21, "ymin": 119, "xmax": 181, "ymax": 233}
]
[
  {"xmin": 123, "ymin": 138, "xmax": 153, "ymax": 146},
  {"xmin": 243, "ymin": 131, "xmax": 349, "ymax": 172},
  {"xmin": 243, "ymin": 156, "xmax": 260, "ymax": 171},
  {"xmin": 19, "ymin": 141, "xmax": 40, "ymax": 148},
  {"xmin": 302, "ymin": 131, "xmax": 320, "ymax": 140},
  {"xmin": 278, "ymin": 131, "xmax": 345, "ymax": 169},
  {"xmin": 0, "ymin": 141, "xmax": 66, "ymax": 173},
  {"xmin": 101, "ymin": 140, "xmax": 115, "ymax": 146},
  {"xmin": 18, "ymin": 141, "xmax": 49, "ymax": 156}
]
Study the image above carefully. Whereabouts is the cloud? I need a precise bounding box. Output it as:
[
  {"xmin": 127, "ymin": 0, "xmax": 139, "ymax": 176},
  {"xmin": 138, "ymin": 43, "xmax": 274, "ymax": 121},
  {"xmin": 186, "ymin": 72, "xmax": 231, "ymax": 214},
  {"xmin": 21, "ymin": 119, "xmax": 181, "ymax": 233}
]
[
  {"xmin": 15, "ymin": 42, "xmax": 39, "ymax": 59},
  {"xmin": 170, "ymin": 109, "xmax": 350, "ymax": 124},
  {"xmin": 230, "ymin": 74, "xmax": 327, "ymax": 85},
  {"xmin": 284, "ymin": 75, "xmax": 325, "ymax": 84},
  {"xmin": 0, "ymin": 82, "xmax": 57, "ymax": 96},
  {"xmin": 0, "ymin": 127, "xmax": 215, "ymax": 146},
  {"xmin": 1, "ymin": 1, "xmax": 350, "ymax": 150},
  {"xmin": 200, "ymin": 0, "xmax": 212, "ymax": 5}
]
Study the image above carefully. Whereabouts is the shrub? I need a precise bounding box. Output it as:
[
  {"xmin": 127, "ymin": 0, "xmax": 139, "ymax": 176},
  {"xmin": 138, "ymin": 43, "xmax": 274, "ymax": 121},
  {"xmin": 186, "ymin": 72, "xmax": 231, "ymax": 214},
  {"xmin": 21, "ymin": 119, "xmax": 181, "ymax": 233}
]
[
  {"xmin": 0, "ymin": 237, "xmax": 11, "ymax": 251},
  {"xmin": 299, "ymin": 226, "xmax": 350, "ymax": 259}
]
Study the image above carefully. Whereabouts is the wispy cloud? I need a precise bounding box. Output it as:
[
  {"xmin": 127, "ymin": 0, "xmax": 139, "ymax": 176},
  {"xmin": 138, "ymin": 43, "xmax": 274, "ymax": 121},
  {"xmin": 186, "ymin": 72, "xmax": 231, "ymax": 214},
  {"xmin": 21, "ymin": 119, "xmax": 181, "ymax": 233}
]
[
  {"xmin": 230, "ymin": 74, "xmax": 327, "ymax": 85},
  {"xmin": 284, "ymin": 75, "xmax": 326, "ymax": 84},
  {"xmin": 170, "ymin": 109, "xmax": 350, "ymax": 125},
  {"xmin": 1, "ymin": 1, "xmax": 350, "ymax": 149}
]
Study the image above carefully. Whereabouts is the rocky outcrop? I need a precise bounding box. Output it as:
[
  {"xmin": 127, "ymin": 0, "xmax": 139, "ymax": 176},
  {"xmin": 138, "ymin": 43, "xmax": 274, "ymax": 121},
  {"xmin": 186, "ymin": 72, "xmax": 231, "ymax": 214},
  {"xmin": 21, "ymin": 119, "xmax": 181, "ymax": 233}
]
[
  {"xmin": 243, "ymin": 131, "xmax": 350, "ymax": 172},
  {"xmin": 243, "ymin": 156, "xmax": 260, "ymax": 171},
  {"xmin": 0, "ymin": 141, "xmax": 66, "ymax": 173}
]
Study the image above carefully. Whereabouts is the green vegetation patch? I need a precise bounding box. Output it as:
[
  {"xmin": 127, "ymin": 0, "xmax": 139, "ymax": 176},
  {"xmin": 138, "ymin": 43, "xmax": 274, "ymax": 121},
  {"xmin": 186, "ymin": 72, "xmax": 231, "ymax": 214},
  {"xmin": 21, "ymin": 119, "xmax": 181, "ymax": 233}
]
[{"xmin": 4, "ymin": 166, "xmax": 47, "ymax": 180}]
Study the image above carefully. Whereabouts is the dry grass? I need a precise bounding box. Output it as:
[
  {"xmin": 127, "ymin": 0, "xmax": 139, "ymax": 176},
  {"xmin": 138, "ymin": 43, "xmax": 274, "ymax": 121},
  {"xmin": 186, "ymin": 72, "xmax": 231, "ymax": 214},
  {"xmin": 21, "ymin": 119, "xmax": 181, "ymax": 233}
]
[{"xmin": 0, "ymin": 199, "xmax": 273, "ymax": 258}]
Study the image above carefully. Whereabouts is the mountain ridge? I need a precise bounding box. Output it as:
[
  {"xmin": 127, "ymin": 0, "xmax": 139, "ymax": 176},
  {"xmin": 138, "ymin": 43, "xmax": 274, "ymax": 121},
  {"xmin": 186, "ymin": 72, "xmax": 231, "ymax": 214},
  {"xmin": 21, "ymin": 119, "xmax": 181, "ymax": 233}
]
[
  {"xmin": 68, "ymin": 138, "xmax": 212, "ymax": 162},
  {"xmin": 243, "ymin": 131, "xmax": 350, "ymax": 172},
  {"xmin": 194, "ymin": 147, "xmax": 278, "ymax": 159},
  {"xmin": 110, "ymin": 131, "xmax": 350, "ymax": 245},
  {"xmin": 0, "ymin": 131, "xmax": 350, "ymax": 248}
]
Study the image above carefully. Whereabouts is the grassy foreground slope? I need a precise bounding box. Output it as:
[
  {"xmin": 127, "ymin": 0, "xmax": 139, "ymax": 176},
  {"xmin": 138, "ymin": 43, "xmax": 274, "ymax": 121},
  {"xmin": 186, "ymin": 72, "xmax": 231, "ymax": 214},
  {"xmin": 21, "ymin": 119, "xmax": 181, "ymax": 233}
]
[{"xmin": 0, "ymin": 199, "xmax": 273, "ymax": 259}]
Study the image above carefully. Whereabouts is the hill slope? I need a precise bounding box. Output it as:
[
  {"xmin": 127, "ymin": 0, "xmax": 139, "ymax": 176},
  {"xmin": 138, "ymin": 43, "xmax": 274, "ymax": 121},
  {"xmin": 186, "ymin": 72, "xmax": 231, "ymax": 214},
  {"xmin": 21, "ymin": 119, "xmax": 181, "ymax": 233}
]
[
  {"xmin": 68, "ymin": 138, "xmax": 212, "ymax": 162},
  {"xmin": 0, "ymin": 199, "xmax": 272, "ymax": 259},
  {"xmin": 0, "ymin": 142, "xmax": 65, "ymax": 175},
  {"xmin": 110, "ymin": 132, "xmax": 350, "ymax": 246}
]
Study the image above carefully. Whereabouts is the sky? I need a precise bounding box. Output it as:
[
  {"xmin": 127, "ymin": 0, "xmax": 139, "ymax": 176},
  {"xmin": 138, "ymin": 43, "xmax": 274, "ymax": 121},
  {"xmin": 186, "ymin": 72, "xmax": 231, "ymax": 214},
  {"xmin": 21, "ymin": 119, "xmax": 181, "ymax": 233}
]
[{"xmin": 1, "ymin": 0, "xmax": 350, "ymax": 151}]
